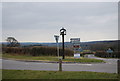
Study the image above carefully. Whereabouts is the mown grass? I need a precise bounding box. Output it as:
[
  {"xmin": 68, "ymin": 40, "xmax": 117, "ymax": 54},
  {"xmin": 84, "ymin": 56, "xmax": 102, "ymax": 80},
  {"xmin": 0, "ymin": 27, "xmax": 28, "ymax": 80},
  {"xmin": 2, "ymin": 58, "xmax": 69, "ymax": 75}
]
[
  {"xmin": 0, "ymin": 54, "xmax": 1, "ymax": 58},
  {"xmin": 2, "ymin": 53, "xmax": 105, "ymax": 63},
  {"xmin": 2, "ymin": 69, "xmax": 118, "ymax": 79}
]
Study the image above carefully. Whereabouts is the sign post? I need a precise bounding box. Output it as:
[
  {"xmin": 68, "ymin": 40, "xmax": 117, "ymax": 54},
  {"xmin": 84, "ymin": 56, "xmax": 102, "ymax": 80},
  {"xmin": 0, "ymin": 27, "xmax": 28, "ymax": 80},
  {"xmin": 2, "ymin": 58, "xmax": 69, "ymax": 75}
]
[
  {"xmin": 118, "ymin": 60, "xmax": 120, "ymax": 74},
  {"xmin": 74, "ymin": 53, "xmax": 80, "ymax": 58},
  {"xmin": 54, "ymin": 35, "xmax": 62, "ymax": 71},
  {"xmin": 60, "ymin": 28, "xmax": 66, "ymax": 59},
  {"xmin": 59, "ymin": 58, "xmax": 62, "ymax": 71},
  {"xmin": 54, "ymin": 35, "xmax": 59, "ymax": 58},
  {"xmin": 70, "ymin": 38, "xmax": 81, "ymax": 58},
  {"xmin": 106, "ymin": 48, "xmax": 113, "ymax": 57}
]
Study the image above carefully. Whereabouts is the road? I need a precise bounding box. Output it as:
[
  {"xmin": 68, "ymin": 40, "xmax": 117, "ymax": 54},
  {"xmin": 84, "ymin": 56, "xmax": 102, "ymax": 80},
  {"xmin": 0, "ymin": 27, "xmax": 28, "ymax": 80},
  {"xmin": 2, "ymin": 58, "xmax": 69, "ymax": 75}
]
[{"xmin": 1, "ymin": 57, "xmax": 118, "ymax": 73}]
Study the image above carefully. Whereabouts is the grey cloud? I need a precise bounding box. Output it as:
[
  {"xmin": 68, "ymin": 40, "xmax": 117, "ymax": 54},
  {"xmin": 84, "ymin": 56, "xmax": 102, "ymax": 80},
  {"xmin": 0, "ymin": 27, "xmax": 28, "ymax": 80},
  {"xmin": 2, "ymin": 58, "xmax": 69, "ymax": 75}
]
[{"xmin": 2, "ymin": 2, "xmax": 118, "ymax": 42}]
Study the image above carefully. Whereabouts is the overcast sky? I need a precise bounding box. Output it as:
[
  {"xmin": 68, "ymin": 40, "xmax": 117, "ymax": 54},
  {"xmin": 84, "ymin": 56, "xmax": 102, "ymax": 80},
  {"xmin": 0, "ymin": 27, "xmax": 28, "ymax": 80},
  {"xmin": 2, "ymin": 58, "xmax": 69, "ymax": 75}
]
[{"xmin": 2, "ymin": 2, "xmax": 118, "ymax": 42}]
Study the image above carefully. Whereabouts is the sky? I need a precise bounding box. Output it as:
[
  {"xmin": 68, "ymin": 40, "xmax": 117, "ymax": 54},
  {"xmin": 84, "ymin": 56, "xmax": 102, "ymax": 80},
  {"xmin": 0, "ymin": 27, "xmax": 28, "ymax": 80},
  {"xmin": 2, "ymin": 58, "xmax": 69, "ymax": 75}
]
[{"xmin": 2, "ymin": 2, "xmax": 118, "ymax": 42}]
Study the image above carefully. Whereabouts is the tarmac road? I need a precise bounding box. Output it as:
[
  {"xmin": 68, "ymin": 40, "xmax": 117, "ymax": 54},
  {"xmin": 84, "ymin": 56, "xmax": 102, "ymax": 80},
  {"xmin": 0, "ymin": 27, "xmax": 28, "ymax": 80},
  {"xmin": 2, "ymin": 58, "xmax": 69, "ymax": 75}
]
[{"xmin": 1, "ymin": 57, "xmax": 118, "ymax": 73}]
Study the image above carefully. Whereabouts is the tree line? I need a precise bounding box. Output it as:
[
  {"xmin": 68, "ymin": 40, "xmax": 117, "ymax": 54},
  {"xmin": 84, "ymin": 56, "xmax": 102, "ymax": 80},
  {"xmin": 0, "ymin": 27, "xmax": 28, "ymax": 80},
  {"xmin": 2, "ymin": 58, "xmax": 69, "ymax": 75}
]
[{"xmin": 2, "ymin": 37, "xmax": 120, "ymax": 58}]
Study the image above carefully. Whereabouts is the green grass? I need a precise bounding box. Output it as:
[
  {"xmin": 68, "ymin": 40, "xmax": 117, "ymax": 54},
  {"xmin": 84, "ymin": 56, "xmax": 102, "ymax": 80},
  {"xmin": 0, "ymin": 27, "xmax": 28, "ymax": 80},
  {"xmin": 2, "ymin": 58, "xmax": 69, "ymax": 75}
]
[
  {"xmin": 0, "ymin": 54, "xmax": 1, "ymax": 58},
  {"xmin": 2, "ymin": 69, "xmax": 118, "ymax": 79},
  {"xmin": 2, "ymin": 53, "xmax": 105, "ymax": 63}
]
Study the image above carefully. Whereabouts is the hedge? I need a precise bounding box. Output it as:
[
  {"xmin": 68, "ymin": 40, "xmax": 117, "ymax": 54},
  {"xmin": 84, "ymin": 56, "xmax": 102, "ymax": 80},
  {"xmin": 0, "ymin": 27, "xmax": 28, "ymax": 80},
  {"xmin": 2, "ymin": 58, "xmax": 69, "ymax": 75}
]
[
  {"xmin": 2, "ymin": 46, "xmax": 74, "ymax": 56},
  {"xmin": 95, "ymin": 51, "xmax": 120, "ymax": 58}
]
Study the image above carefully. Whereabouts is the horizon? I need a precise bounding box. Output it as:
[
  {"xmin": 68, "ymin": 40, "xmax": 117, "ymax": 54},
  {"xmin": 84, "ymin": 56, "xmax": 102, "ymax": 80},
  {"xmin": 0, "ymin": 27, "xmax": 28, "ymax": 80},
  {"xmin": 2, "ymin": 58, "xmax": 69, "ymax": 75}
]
[{"xmin": 1, "ymin": 39, "xmax": 119, "ymax": 43}]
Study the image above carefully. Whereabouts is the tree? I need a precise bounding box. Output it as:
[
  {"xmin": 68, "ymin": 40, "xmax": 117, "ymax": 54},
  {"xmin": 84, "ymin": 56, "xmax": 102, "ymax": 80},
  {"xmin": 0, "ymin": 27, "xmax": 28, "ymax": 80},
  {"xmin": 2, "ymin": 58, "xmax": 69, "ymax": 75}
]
[{"xmin": 6, "ymin": 37, "xmax": 20, "ymax": 47}]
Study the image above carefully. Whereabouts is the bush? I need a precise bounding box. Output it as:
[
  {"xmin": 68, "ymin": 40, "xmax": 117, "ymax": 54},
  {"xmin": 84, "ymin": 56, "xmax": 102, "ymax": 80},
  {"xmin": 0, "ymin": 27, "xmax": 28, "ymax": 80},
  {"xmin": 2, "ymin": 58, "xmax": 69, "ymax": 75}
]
[
  {"xmin": 95, "ymin": 51, "xmax": 120, "ymax": 58},
  {"xmin": 80, "ymin": 50, "xmax": 95, "ymax": 57},
  {"xmin": 2, "ymin": 46, "xmax": 74, "ymax": 56}
]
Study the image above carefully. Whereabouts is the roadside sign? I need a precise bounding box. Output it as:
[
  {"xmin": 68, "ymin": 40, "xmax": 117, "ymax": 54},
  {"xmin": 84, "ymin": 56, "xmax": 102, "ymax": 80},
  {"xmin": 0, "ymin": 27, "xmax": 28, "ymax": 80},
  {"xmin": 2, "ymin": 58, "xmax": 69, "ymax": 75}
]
[
  {"xmin": 71, "ymin": 41, "xmax": 80, "ymax": 44},
  {"xmin": 54, "ymin": 35, "xmax": 59, "ymax": 43},
  {"xmin": 74, "ymin": 53, "xmax": 80, "ymax": 58},
  {"xmin": 74, "ymin": 48, "xmax": 80, "ymax": 51},
  {"xmin": 73, "ymin": 45, "xmax": 80, "ymax": 48},
  {"xmin": 70, "ymin": 38, "xmax": 80, "ymax": 41},
  {"xmin": 70, "ymin": 38, "xmax": 81, "ymax": 56},
  {"xmin": 106, "ymin": 48, "xmax": 113, "ymax": 53},
  {"xmin": 70, "ymin": 38, "xmax": 80, "ymax": 44},
  {"xmin": 54, "ymin": 35, "xmax": 59, "ymax": 59}
]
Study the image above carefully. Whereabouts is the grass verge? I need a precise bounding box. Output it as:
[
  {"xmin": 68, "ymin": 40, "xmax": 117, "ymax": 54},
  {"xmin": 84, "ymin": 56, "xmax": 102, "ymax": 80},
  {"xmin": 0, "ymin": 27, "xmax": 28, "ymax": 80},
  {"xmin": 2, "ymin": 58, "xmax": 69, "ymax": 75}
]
[
  {"xmin": 2, "ymin": 69, "xmax": 118, "ymax": 79},
  {"xmin": 2, "ymin": 53, "xmax": 105, "ymax": 63}
]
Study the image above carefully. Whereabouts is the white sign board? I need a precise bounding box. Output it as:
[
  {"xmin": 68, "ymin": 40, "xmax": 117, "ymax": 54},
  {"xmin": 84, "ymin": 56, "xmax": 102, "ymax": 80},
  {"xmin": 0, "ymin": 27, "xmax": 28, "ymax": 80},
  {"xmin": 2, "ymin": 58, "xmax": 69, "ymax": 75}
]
[
  {"xmin": 70, "ymin": 38, "xmax": 80, "ymax": 41},
  {"xmin": 70, "ymin": 38, "xmax": 80, "ymax": 44},
  {"xmin": 74, "ymin": 53, "xmax": 80, "ymax": 58}
]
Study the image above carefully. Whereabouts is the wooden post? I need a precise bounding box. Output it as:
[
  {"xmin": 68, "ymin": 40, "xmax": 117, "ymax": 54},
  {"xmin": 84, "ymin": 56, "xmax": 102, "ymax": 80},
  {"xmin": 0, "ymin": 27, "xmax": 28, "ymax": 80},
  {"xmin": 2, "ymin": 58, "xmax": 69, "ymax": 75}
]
[
  {"xmin": 59, "ymin": 58, "xmax": 62, "ymax": 71},
  {"xmin": 118, "ymin": 60, "xmax": 120, "ymax": 81},
  {"xmin": 118, "ymin": 60, "xmax": 120, "ymax": 74}
]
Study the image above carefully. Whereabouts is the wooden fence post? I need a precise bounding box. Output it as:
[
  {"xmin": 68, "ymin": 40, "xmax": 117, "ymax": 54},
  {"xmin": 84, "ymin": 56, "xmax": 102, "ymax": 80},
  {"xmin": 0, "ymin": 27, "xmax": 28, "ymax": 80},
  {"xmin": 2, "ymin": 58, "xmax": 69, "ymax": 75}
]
[
  {"xmin": 118, "ymin": 59, "xmax": 120, "ymax": 80},
  {"xmin": 59, "ymin": 58, "xmax": 62, "ymax": 71}
]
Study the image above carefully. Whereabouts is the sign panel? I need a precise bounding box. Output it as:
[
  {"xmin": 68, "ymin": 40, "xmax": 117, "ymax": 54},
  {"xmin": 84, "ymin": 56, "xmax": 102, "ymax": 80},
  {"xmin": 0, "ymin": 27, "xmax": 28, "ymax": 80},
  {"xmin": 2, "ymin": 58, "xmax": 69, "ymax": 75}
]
[
  {"xmin": 73, "ymin": 45, "xmax": 80, "ymax": 48},
  {"xmin": 71, "ymin": 41, "xmax": 80, "ymax": 44},
  {"xmin": 106, "ymin": 48, "xmax": 113, "ymax": 53},
  {"xmin": 70, "ymin": 38, "xmax": 80, "ymax": 44},
  {"xmin": 74, "ymin": 48, "xmax": 80, "ymax": 51},
  {"xmin": 54, "ymin": 35, "xmax": 59, "ymax": 43},
  {"xmin": 107, "ymin": 50, "xmax": 113, "ymax": 53},
  {"xmin": 70, "ymin": 38, "xmax": 80, "ymax": 41},
  {"xmin": 74, "ymin": 53, "xmax": 80, "ymax": 58}
]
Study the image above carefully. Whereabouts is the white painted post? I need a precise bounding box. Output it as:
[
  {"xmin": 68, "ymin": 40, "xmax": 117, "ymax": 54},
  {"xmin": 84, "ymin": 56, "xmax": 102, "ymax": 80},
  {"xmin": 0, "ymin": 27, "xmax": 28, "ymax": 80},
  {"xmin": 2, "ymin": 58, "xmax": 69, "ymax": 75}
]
[
  {"xmin": 54, "ymin": 35, "xmax": 59, "ymax": 59},
  {"xmin": 54, "ymin": 35, "xmax": 62, "ymax": 71}
]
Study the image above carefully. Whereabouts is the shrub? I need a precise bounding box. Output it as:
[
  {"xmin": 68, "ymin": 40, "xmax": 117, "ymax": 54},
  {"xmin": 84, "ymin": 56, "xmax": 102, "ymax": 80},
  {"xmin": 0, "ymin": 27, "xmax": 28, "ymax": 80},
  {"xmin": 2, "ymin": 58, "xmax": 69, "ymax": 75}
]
[
  {"xmin": 95, "ymin": 51, "xmax": 120, "ymax": 58},
  {"xmin": 2, "ymin": 46, "xmax": 74, "ymax": 56}
]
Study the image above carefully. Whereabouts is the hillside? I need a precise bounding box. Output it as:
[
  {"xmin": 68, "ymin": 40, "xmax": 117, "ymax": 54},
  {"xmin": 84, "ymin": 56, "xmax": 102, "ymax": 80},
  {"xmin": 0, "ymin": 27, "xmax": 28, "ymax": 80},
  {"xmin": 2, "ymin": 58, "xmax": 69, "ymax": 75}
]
[{"xmin": 2, "ymin": 40, "xmax": 119, "ymax": 51}]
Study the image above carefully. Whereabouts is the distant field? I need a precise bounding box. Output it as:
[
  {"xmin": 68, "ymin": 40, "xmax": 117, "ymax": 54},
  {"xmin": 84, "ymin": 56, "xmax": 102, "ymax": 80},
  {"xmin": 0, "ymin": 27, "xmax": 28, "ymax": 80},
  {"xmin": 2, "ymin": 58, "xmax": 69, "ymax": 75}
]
[
  {"xmin": 2, "ymin": 53, "xmax": 105, "ymax": 63},
  {"xmin": 2, "ymin": 69, "xmax": 118, "ymax": 79}
]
